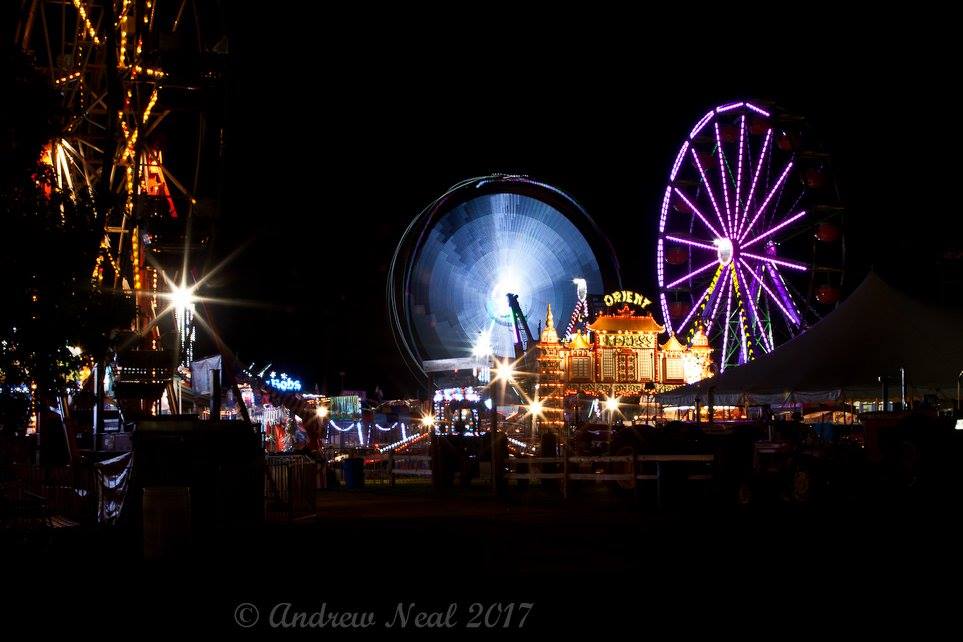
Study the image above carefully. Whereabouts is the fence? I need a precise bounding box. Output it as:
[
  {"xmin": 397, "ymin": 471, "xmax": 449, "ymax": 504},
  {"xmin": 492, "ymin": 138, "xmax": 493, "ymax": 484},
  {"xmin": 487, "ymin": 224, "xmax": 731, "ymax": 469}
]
[
  {"xmin": 1, "ymin": 464, "xmax": 96, "ymax": 535},
  {"xmin": 264, "ymin": 455, "xmax": 317, "ymax": 522},
  {"xmin": 505, "ymin": 453, "xmax": 715, "ymax": 507},
  {"xmin": 377, "ymin": 450, "xmax": 715, "ymax": 506}
]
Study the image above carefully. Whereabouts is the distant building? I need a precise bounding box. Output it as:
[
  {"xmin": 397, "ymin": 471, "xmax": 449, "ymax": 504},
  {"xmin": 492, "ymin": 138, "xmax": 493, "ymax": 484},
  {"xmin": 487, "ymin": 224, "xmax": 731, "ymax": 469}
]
[{"xmin": 534, "ymin": 293, "xmax": 714, "ymax": 401}]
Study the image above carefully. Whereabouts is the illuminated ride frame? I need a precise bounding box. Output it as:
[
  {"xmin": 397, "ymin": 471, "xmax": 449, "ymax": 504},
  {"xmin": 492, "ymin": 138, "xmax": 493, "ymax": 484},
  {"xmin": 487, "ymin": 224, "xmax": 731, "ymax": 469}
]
[
  {"xmin": 15, "ymin": 1, "xmax": 227, "ymax": 422},
  {"xmin": 388, "ymin": 174, "xmax": 622, "ymax": 390},
  {"xmin": 657, "ymin": 100, "xmax": 846, "ymax": 374}
]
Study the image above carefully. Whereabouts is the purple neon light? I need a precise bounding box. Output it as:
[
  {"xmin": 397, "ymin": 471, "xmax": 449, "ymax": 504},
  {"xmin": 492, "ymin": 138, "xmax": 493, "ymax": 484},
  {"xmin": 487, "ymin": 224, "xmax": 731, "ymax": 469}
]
[
  {"xmin": 769, "ymin": 263, "xmax": 803, "ymax": 324},
  {"xmin": 744, "ymin": 258, "xmax": 763, "ymax": 306},
  {"xmin": 665, "ymin": 259, "xmax": 718, "ymax": 289},
  {"xmin": 737, "ymin": 128, "xmax": 772, "ymax": 236},
  {"xmin": 660, "ymin": 292, "xmax": 672, "ymax": 336},
  {"xmin": 716, "ymin": 102, "xmax": 744, "ymax": 113},
  {"xmin": 673, "ymin": 188, "xmax": 722, "ymax": 239},
  {"xmin": 745, "ymin": 102, "xmax": 770, "ymax": 117},
  {"xmin": 665, "ymin": 235, "xmax": 717, "ymax": 251},
  {"xmin": 689, "ymin": 150, "xmax": 728, "ymax": 237},
  {"xmin": 739, "ymin": 258, "xmax": 799, "ymax": 325},
  {"xmin": 657, "ymin": 238, "xmax": 664, "ymax": 287},
  {"xmin": 659, "ymin": 185, "xmax": 672, "ymax": 233},
  {"xmin": 735, "ymin": 115, "xmax": 745, "ymax": 220},
  {"xmin": 736, "ymin": 262, "xmax": 772, "ymax": 353},
  {"xmin": 721, "ymin": 283, "xmax": 733, "ymax": 372},
  {"xmin": 742, "ymin": 210, "xmax": 806, "ymax": 249},
  {"xmin": 739, "ymin": 160, "xmax": 793, "ymax": 242},
  {"xmin": 706, "ymin": 263, "xmax": 731, "ymax": 332},
  {"xmin": 674, "ymin": 274, "xmax": 716, "ymax": 336},
  {"xmin": 741, "ymin": 251, "xmax": 807, "ymax": 271},
  {"xmin": 690, "ymin": 110, "xmax": 715, "ymax": 139},
  {"xmin": 715, "ymin": 122, "xmax": 734, "ymax": 234},
  {"xmin": 670, "ymin": 141, "xmax": 689, "ymax": 181}
]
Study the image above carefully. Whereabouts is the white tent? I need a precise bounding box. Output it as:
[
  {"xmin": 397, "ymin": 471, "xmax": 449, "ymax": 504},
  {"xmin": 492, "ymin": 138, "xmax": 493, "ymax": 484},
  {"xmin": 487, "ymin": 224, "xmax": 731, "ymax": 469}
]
[{"xmin": 657, "ymin": 273, "xmax": 963, "ymax": 407}]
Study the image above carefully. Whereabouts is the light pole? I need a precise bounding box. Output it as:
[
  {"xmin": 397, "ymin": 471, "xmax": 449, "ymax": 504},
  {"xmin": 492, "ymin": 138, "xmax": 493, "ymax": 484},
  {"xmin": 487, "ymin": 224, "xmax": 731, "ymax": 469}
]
[
  {"xmin": 490, "ymin": 358, "xmax": 515, "ymax": 492},
  {"xmin": 527, "ymin": 398, "xmax": 544, "ymax": 443},
  {"xmin": 605, "ymin": 395, "xmax": 620, "ymax": 428}
]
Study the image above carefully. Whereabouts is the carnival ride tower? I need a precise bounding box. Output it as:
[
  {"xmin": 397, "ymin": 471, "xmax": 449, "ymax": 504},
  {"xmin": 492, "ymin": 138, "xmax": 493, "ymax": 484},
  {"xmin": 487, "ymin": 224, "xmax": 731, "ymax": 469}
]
[{"xmin": 15, "ymin": 1, "xmax": 228, "ymax": 412}]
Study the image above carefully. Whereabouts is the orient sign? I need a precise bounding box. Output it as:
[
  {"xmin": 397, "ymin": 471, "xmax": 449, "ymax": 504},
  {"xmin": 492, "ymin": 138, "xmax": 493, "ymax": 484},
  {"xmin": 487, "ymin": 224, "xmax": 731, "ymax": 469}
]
[
  {"xmin": 600, "ymin": 333, "xmax": 654, "ymax": 348},
  {"xmin": 602, "ymin": 290, "xmax": 652, "ymax": 308}
]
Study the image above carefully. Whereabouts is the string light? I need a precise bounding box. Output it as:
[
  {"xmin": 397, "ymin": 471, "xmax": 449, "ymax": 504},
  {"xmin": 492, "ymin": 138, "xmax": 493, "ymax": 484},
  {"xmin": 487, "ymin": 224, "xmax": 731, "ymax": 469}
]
[
  {"xmin": 72, "ymin": 1, "xmax": 102, "ymax": 46},
  {"xmin": 143, "ymin": 89, "xmax": 159, "ymax": 125}
]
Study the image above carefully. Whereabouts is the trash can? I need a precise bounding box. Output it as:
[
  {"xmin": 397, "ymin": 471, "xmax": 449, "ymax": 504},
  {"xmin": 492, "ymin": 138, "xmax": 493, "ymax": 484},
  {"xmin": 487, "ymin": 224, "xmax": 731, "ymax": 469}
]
[{"xmin": 342, "ymin": 457, "xmax": 365, "ymax": 489}]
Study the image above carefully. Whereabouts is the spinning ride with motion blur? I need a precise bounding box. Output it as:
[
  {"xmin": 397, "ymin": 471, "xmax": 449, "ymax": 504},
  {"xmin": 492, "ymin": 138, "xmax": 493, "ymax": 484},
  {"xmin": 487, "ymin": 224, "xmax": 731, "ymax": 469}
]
[{"xmin": 389, "ymin": 175, "xmax": 622, "ymax": 387}]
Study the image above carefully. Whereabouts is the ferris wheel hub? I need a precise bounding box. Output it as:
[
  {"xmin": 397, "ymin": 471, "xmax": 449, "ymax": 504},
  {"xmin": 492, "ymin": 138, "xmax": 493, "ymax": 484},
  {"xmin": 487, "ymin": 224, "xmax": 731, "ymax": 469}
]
[{"xmin": 713, "ymin": 238, "xmax": 734, "ymax": 266}]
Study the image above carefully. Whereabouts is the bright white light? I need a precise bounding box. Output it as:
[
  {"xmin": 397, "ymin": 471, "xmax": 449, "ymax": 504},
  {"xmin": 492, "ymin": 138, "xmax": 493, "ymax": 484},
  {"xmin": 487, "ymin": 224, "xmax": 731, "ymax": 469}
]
[
  {"xmin": 528, "ymin": 400, "xmax": 544, "ymax": 416},
  {"xmin": 490, "ymin": 271, "xmax": 523, "ymax": 318},
  {"xmin": 170, "ymin": 284, "xmax": 196, "ymax": 313},
  {"xmin": 472, "ymin": 328, "xmax": 493, "ymax": 358},
  {"xmin": 605, "ymin": 396, "xmax": 620, "ymax": 413},
  {"xmin": 421, "ymin": 415, "xmax": 435, "ymax": 428},
  {"xmin": 494, "ymin": 359, "xmax": 515, "ymax": 382},
  {"xmin": 317, "ymin": 406, "xmax": 329, "ymax": 418},
  {"xmin": 714, "ymin": 238, "xmax": 734, "ymax": 266}
]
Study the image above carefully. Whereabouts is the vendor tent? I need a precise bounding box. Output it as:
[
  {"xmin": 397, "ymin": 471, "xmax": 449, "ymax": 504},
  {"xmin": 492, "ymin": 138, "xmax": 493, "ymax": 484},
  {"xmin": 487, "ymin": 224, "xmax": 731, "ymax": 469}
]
[{"xmin": 657, "ymin": 273, "xmax": 963, "ymax": 407}]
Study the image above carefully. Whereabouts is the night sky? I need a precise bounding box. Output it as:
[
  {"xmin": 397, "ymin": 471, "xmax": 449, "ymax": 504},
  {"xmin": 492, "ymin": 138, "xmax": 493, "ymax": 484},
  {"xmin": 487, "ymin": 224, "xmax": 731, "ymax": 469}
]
[{"xmin": 198, "ymin": 11, "xmax": 961, "ymax": 398}]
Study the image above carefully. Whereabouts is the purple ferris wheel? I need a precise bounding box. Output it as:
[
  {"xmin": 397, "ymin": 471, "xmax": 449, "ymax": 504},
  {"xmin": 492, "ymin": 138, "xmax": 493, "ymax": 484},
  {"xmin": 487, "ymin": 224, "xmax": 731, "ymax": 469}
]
[{"xmin": 657, "ymin": 100, "xmax": 846, "ymax": 372}]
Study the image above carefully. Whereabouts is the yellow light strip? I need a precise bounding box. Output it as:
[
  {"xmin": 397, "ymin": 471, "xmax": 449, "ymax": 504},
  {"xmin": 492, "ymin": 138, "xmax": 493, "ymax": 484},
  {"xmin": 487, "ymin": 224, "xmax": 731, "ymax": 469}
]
[
  {"xmin": 143, "ymin": 89, "xmax": 159, "ymax": 124},
  {"xmin": 72, "ymin": 1, "xmax": 102, "ymax": 46},
  {"xmin": 133, "ymin": 66, "xmax": 167, "ymax": 78}
]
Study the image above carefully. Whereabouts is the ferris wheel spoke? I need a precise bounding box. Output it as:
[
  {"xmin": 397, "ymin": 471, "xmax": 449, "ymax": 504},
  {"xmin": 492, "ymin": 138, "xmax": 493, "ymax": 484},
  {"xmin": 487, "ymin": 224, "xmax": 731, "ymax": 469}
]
[
  {"xmin": 673, "ymin": 188, "xmax": 723, "ymax": 239},
  {"xmin": 665, "ymin": 259, "xmax": 719, "ymax": 290},
  {"xmin": 738, "ymin": 310, "xmax": 749, "ymax": 364},
  {"xmin": 739, "ymin": 258, "xmax": 800, "ymax": 326},
  {"xmin": 705, "ymin": 263, "xmax": 732, "ymax": 333},
  {"xmin": 745, "ymin": 259, "xmax": 764, "ymax": 306},
  {"xmin": 730, "ymin": 270, "xmax": 751, "ymax": 364},
  {"xmin": 721, "ymin": 283, "xmax": 733, "ymax": 372},
  {"xmin": 735, "ymin": 262, "xmax": 772, "ymax": 353},
  {"xmin": 742, "ymin": 210, "xmax": 807, "ymax": 250},
  {"xmin": 734, "ymin": 115, "xmax": 746, "ymax": 221},
  {"xmin": 688, "ymin": 149, "xmax": 729, "ymax": 237},
  {"xmin": 769, "ymin": 265, "xmax": 808, "ymax": 328},
  {"xmin": 674, "ymin": 271, "xmax": 717, "ymax": 336},
  {"xmin": 739, "ymin": 160, "xmax": 793, "ymax": 243},
  {"xmin": 714, "ymin": 123, "xmax": 734, "ymax": 234},
  {"xmin": 736, "ymin": 128, "xmax": 772, "ymax": 237},
  {"xmin": 664, "ymin": 235, "xmax": 717, "ymax": 251},
  {"xmin": 740, "ymin": 251, "xmax": 807, "ymax": 272}
]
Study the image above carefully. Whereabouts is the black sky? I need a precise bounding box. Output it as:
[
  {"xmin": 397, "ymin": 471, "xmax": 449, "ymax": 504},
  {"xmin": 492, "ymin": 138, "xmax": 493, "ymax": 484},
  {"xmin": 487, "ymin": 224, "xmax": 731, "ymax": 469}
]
[{"xmin": 200, "ymin": 10, "xmax": 962, "ymax": 398}]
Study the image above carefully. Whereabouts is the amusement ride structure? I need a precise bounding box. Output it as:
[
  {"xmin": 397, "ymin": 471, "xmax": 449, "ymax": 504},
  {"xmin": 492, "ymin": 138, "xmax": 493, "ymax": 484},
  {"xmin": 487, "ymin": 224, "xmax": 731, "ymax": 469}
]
[
  {"xmin": 14, "ymin": 1, "xmax": 228, "ymax": 416},
  {"xmin": 388, "ymin": 175, "xmax": 622, "ymax": 387},
  {"xmin": 657, "ymin": 100, "xmax": 846, "ymax": 372}
]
